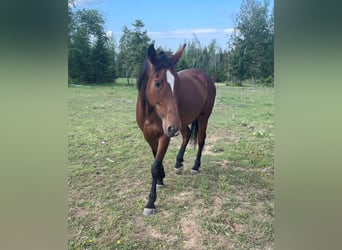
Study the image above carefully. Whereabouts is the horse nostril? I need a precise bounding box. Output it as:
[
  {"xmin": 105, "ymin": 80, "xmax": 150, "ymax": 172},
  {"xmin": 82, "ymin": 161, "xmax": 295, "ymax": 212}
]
[
  {"xmin": 167, "ymin": 126, "xmax": 179, "ymax": 137},
  {"xmin": 167, "ymin": 126, "xmax": 173, "ymax": 136}
]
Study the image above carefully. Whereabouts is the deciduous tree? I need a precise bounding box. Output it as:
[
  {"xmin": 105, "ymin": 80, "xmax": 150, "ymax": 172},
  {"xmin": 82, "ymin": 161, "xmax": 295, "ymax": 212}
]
[
  {"xmin": 68, "ymin": 7, "xmax": 116, "ymax": 83},
  {"xmin": 228, "ymin": 0, "xmax": 273, "ymax": 85}
]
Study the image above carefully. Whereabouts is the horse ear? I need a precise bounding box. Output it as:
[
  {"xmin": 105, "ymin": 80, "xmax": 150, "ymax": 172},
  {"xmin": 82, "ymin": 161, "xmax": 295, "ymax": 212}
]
[
  {"xmin": 170, "ymin": 44, "xmax": 186, "ymax": 65},
  {"xmin": 147, "ymin": 44, "xmax": 157, "ymax": 65}
]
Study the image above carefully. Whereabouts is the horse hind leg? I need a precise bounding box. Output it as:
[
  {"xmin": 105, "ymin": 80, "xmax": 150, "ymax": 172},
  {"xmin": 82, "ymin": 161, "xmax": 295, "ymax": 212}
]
[
  {"xmin": 191, "ymin": 117, "xmax": 209, "ymax": 175},
  {"xmin": 175, "ymin": 126, "xmax": 191, "ymax": 174}
]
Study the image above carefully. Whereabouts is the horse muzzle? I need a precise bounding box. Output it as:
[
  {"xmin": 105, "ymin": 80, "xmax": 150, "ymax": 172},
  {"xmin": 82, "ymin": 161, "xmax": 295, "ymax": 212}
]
[{"xmin": 166, "ymin": 125, "xmax": 179, "ymax": 137}]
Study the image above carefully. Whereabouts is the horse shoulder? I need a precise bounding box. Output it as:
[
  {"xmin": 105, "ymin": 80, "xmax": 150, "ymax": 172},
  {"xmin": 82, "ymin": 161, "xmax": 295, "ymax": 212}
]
[{"xmin": 136, "ymin": 95, "xmax": 145, "ymax": 129}]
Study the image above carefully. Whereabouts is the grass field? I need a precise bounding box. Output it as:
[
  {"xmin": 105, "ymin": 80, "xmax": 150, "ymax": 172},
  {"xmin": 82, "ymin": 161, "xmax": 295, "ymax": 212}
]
[{"xmin": 68, "ymin": 80, "xmax": 274, "ymax": 249}]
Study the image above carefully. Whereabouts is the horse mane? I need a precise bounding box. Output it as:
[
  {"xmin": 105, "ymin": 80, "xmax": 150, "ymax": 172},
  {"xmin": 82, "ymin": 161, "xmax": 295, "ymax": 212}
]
[{"xmin": 137, "ymin": 59, "xmax": 149, "ymax": 92}]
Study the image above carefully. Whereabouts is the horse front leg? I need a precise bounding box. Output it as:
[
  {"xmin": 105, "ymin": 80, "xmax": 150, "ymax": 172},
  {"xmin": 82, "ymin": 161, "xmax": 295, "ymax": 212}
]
[
  {"xmin": 145, "ymin": 135, "xmax": 165, "ymax": 188},
  {"xmin": 143, "ymin": 135, "xmax": 170, "ymax": 216}
]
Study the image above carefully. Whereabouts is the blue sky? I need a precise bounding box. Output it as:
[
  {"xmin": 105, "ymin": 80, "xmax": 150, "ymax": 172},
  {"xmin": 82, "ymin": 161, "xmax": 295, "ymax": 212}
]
[{"xmin": 74, "ymin": 0, "xmax": 272, "ymax": 52}]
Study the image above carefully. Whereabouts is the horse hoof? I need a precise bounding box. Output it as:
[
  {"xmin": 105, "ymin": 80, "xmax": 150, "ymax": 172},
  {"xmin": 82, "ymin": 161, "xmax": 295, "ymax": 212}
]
[
  {"xmin": 156, "ymin": 183, "xmax": 164, "ymax": 189},
  {"xmin": 190, "ymin": 169, "xmax": 199, "ymax": 175},
  {"xmin": 143, "ymin": 208, "xmax": 156, "ymax": 216},
  {"xmin": 175, "ymin": 166, "xmax": 184, "ymax": 175}
]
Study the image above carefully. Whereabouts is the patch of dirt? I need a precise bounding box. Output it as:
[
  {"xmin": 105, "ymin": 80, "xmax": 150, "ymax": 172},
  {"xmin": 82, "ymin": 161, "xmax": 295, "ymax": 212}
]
[
  {"xmin": 180, "ymin": 204, "xmax": 237, "ymax": 250},
  {"xmin": 69, "ymin": 206, "xmax": 88, "ymax": 220},
  {"xmin": 213, "ymin": 196, "xmax": 225, "ymax": 207},
  {"xmin": 202, "ymin": 131, "xmax": 239, "ymax": 156},
  {"xmin": 173, "ymin": 190, "xmax": 196, "ymax": 203},
  {"xmin": 220, "ymin": 159, "xmax": 230, "ymax": 171},
  {"xmin": 180, "ymin": 213, "xmax": 202, "ymax": 250},
  {"xmin": 159, "ymin": 210, "xmax": 172, "ymax": 220},
  {"xmin": 202, "ymin": 134, "xmax": 220, "ymax": 156},
  {"xmin": 202, "ymin": 145, "xmax": 218, "ymax": 156},
  {"xmin": 148, "ymin": 227, "xmax": 177, "ymax": 244}
]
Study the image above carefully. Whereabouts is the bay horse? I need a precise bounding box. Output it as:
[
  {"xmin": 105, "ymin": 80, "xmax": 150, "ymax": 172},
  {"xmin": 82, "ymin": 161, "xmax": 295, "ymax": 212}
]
[{"xmin": 136, "ymin": 44, "xmax": 216, "ymax": 216}]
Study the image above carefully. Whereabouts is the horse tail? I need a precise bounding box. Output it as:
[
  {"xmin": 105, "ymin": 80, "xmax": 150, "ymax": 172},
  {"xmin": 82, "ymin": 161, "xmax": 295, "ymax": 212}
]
[{"xmin": 190, "ymin": 119, "xmax": 198, "ymax": 146}]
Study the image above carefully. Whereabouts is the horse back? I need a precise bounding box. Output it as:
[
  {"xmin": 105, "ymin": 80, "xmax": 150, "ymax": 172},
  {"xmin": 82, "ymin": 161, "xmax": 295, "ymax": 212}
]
[{"xmin": 176, "ymin": 69, "xmax": 216, "ymax": 125}]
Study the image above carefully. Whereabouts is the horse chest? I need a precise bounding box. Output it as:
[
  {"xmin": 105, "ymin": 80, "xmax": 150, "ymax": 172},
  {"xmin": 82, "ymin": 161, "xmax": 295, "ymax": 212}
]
[{"xmin": 143, "ymin": 113, "xmax": 163, "ymax": 136}]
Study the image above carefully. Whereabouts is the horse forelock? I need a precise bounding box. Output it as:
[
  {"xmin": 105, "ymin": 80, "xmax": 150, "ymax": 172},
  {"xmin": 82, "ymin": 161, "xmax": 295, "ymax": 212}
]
[
  {"xmin": 137, "ymin": 51, "xmax": 175, "ymax": 92},
  {"xmin": 153, "ymin": 51, "xmax": 174, "ymax": 72}
]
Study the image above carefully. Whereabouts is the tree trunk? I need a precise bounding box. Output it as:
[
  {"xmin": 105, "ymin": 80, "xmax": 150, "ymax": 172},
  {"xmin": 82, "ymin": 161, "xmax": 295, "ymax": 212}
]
[{"xmin": 126, "ymin": 65, "xmax": 133, "ymax": 85}]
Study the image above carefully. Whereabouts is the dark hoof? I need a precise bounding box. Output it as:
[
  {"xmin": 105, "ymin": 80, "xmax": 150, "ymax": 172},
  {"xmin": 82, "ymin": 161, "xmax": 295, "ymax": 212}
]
[
  {"xmin": 190, "ymin": 169, "xmax": 199, "ymax": 175},
  {"xmin": 175, "ymin": 166, "xmax": 184, "ymax": 175},
  {"xmin": 143, "ymin": 208, "xmax": 156, "ymax": 216}
]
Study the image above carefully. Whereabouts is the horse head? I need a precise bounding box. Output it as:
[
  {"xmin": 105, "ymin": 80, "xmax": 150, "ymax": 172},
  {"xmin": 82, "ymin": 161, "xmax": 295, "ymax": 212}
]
[{"xmin": 145, "ymin": 44, "xmax": 186, "ymax": 137}]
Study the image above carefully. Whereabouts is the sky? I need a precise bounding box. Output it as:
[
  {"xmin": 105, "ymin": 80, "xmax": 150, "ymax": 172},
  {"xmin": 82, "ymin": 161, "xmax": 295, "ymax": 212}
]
[{"xmin": 74, "ymin": 0, "xmax": 272, "ymax": 52}]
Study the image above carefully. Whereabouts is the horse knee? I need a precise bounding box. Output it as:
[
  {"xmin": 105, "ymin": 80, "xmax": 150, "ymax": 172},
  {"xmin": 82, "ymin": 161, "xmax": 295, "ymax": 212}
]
[{"xmin": 151, "ymin": 160, "xmax": 163, "ymax": 178}]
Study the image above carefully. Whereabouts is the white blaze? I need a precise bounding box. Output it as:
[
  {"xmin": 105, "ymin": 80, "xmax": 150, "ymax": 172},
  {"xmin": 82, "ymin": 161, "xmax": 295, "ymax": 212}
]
[{"xmin": 166, "ymin": 70, "xmax": 175, "ymax": 94}]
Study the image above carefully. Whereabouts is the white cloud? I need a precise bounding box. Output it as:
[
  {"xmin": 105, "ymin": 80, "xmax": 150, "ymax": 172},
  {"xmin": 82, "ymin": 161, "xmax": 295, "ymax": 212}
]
[
  {"xmin": 106, "ymin": 30, "xmax": 113, "ymax": 38},
  {"xmin": 148, "ymin": 28, "xmax": 234, "ymax": 39},
  {"xmin": 112, "ymin": 28, "xmax": 234, "ymax": 51},
  {"xmin": 74, "ymin": 0, "xmax": 106, "ymax": 7},
  {"xmin": 174, "ymin": 28, "xmax": 218, "ymax": 35},
  {"xmin": 223, "ymin": 28, "xmax": 234, "ymax": 33}
]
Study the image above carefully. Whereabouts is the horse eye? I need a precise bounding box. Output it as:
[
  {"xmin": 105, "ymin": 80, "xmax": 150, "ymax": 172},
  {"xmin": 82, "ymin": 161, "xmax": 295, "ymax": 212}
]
[{"xmin": 154, "ymin": 81, "xmax": 161, "ymax": 89}]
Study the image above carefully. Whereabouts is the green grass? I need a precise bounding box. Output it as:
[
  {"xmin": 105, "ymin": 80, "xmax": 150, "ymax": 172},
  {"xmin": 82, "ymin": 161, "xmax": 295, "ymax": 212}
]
[{"xmin": 68, "ymin": 79, "xmax": 274, "ymax": 249}]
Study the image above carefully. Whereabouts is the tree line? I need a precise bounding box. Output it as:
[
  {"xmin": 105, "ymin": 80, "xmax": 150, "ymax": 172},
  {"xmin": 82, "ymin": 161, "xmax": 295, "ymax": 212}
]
[{"xmin": 68, "ymin": 0, "xmax": 273, "ymax": 86}]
